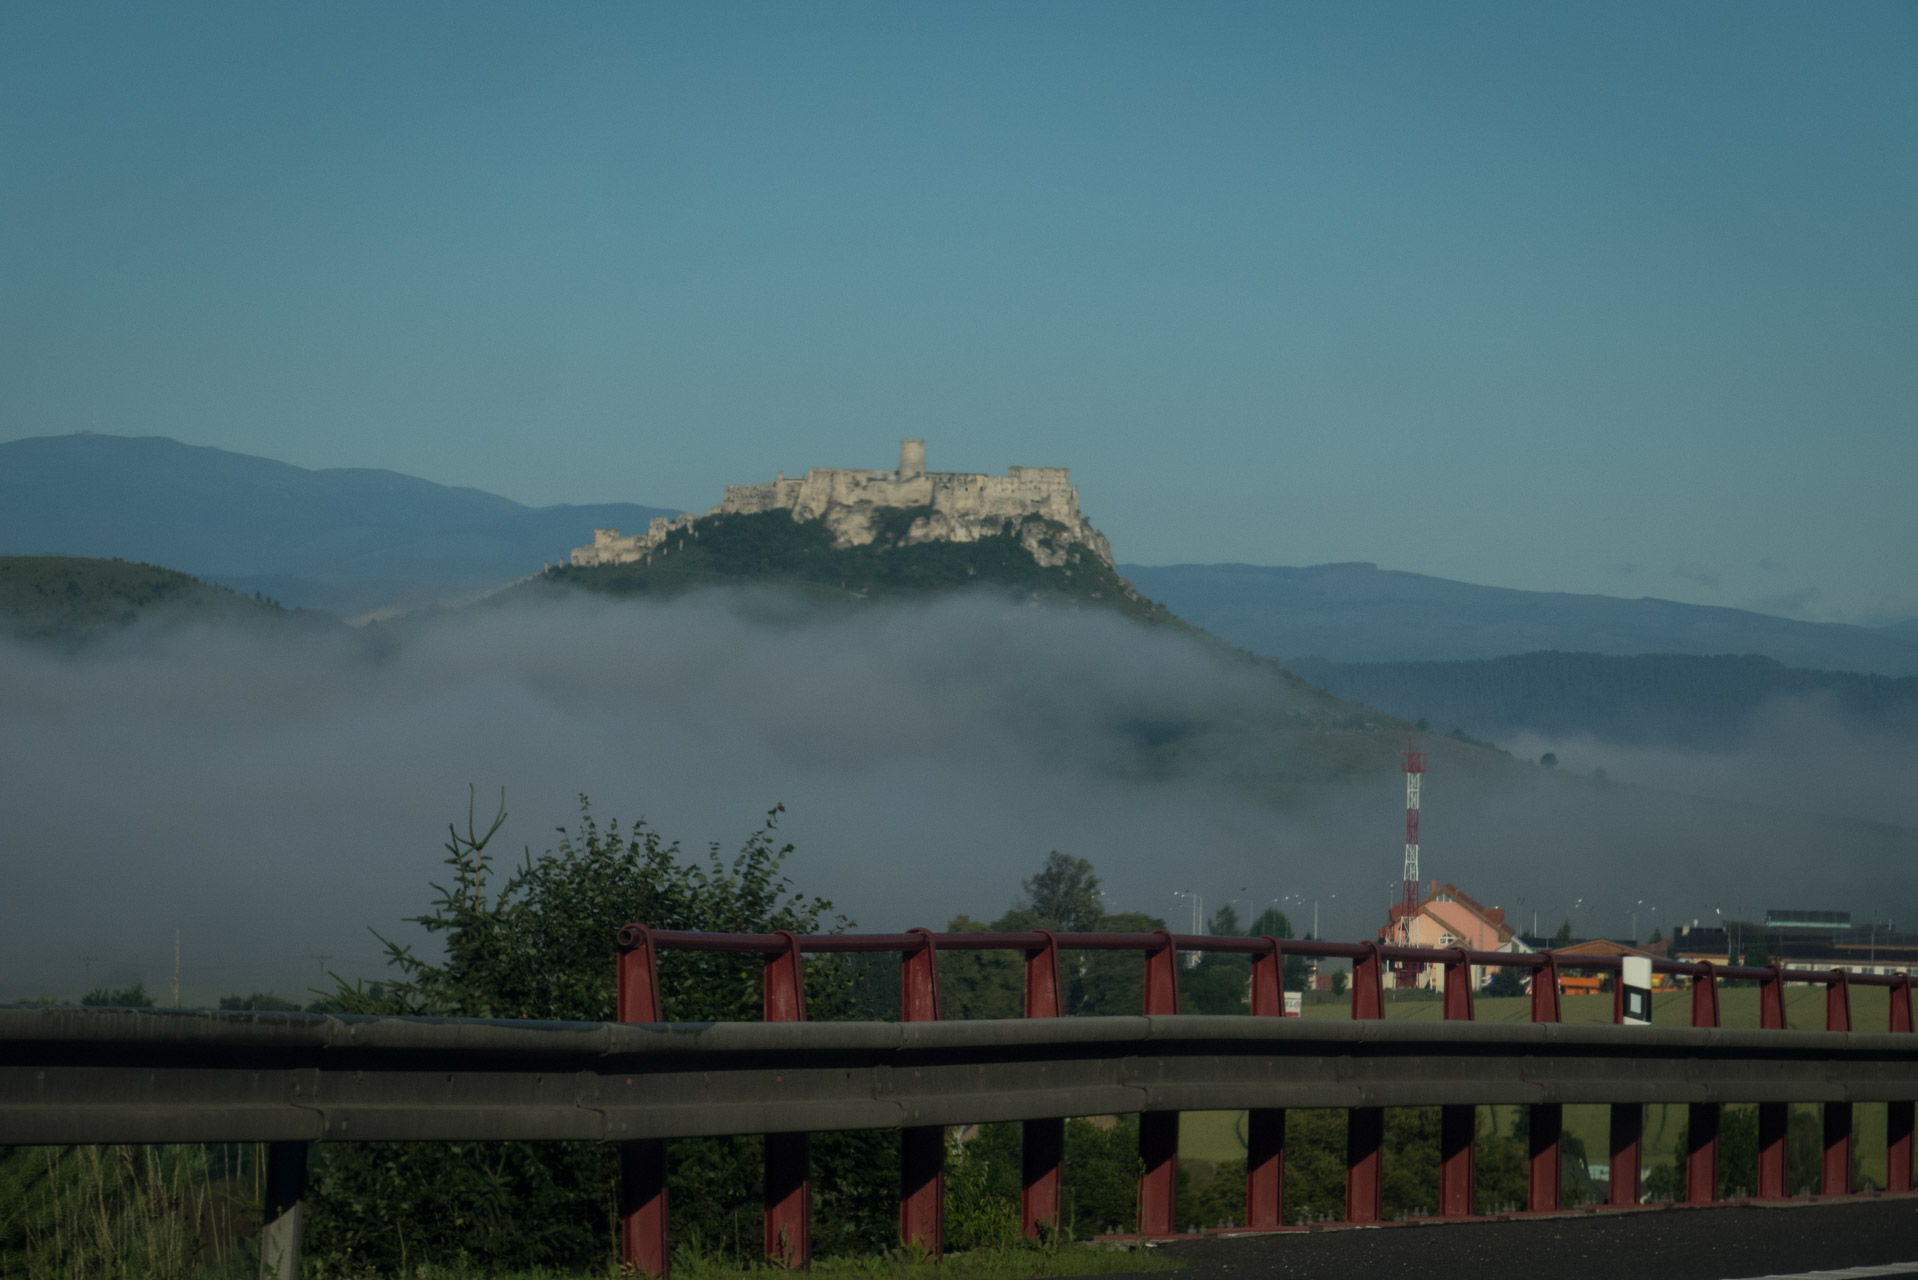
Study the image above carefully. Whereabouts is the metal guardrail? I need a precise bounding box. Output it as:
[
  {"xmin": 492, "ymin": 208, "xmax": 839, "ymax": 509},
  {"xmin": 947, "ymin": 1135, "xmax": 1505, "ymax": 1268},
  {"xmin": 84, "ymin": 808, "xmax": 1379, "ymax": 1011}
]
[
  {"xmin": 8, "ymin": 1009, "xmax": 1913, "ymax": 1145},
  {"xmin": 611, "ymin": 925, "xmax": 1918, "ymax": 1275},
  {"xmin": 3, "ymin": 928, "xmax": 1914, "ymax": 1279}
]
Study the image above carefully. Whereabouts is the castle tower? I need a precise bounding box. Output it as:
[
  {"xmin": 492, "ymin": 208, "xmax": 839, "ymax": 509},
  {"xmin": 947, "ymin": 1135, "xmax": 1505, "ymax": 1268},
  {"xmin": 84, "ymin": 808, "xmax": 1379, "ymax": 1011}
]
[{"xmin": 899, "ymin": 439, "xmax": 926, "ymax": 480}]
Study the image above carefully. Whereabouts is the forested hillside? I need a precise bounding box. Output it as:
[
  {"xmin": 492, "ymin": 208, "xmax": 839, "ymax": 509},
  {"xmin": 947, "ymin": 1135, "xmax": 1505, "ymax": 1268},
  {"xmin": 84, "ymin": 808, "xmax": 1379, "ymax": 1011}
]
[
  {"xmin": 0, "ymin": 556, "xmax": 306, "ymax": 639},
  {"xmin": 541, "ymin": 507, "xmax": 1178, "ymax": 623}
]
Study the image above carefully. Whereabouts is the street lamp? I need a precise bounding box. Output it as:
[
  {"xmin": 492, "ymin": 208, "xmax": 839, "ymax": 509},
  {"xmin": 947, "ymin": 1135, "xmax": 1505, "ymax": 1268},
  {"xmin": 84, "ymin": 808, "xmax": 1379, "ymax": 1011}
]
[{"xmin": 1173, "ymin": 891, "xmax": 1203, "ymax": 969}]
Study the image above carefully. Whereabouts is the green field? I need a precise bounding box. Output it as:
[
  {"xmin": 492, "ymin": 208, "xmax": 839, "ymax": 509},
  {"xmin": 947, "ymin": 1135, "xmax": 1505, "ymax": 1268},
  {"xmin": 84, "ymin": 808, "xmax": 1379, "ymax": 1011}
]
[{"xmin": 1177, "ymin": 987, "xmax": 1900, "ymax": 1192}]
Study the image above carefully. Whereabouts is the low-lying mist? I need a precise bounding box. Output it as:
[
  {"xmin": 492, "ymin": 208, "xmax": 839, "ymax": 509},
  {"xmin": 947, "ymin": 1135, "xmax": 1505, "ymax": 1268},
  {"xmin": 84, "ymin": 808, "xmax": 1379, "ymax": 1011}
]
[{"xmin": 3, "ymin": 588, "xmax": 1912, "ymax": 1005}]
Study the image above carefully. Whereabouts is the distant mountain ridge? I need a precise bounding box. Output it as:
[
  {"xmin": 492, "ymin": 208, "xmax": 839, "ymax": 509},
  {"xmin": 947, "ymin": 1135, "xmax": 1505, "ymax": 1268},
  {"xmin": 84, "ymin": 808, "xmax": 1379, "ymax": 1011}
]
[
  {"xmin": 1119, "ymin": 561, "xmax": 1918, "ymax": 678},
  {"xmin": 1289, "ymin": 651, "xmax": 1918, "ymax": 751},
  {"xmin": 0, "ymin": 433, "xmax": 678, "ymax": 616}
]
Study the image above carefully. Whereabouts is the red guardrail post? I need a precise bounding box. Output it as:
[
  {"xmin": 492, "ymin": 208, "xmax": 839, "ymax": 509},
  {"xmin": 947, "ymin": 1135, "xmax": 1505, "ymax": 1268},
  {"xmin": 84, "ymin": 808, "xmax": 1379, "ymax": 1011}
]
[
  {"xmin": 1244, "ymin": 936, "xmax": 1285, "ymax": 1231},
  {"xmin": 1757, "ymin": 963, "xmax": 1789, "ymax": 1200},
  {"xmin": 1685, "ymin": 962, "xmax": 1721, "ymax": 1206},
  {"xmin": 1137, "ymin": 930, "xmax": 1181, "ymax": 1236},
  {"xmin": 616, "ymin": 926, "xmax": 670, "ymax": 1279},
  {"xmin": 1527, "ymin": 953, "xmax": 1562, "ymax": 1214},
  {"xmin": 899, "ymin": 928, "xmax": 943, "ymax": 1256},
  {"xmin": 1890, "ymin": 974, "xmax": 1914, "ymax": 1195},
  {"xmin": 1608, "ymin": 957, "xmax": 1643, "ymax": 1209},
  {"xmin": 1346, "ymin": 942, "xmax": 1386, "ymax": 1225},
  {"xmin": 763, "ymin": 931, "xmax": 810, "ymax": 1268},
  {"xmin": 1823, "ymin": 970, "xmax": 1853, "ymax": 1197},
  {"xmin": 1021, "ymin": 930, "xmax": 1065, "ymax": 1241},
  {"xmin": 1440, "ymin": 949, "xmax": 1475, "ymax": 1219}
]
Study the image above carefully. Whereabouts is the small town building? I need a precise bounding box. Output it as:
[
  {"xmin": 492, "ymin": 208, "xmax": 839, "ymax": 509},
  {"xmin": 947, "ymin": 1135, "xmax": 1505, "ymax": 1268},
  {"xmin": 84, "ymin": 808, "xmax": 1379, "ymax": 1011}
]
[
  {"xmin": 1670, "ymin": 910, "xmax": 1918, "ymax": 978},
  {"xmin": 1379, "ymin": 881, "xmax": 1530, "ymax": 991},
  {"xmin": 1547, "ymin": 938, "xmax": 1678, "ymax": 992}
]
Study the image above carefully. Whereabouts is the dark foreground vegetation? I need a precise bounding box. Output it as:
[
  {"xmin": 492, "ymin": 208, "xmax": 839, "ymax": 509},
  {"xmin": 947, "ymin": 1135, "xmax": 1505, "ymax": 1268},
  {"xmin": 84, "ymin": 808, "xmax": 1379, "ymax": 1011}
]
[{"xmin": 6, "ymin": 796, "xmax": 1842, "ymax": 1280}]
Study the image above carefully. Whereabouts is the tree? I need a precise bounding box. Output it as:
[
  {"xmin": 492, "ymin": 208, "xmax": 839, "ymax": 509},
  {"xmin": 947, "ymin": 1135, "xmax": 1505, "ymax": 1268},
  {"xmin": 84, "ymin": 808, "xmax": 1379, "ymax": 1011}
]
[
  {"xmin": 1540, "ymin": 752, "xmax": 1559, "ymax": 769},
  {"xmin": 80, "ymin": 984, "xmax": 152, "ymax": 1007},
  {"xmin": 1552, "ymin": 919, "xmax": 1574, "ymax": 945},
  {"xmin": 940, "ymin": 853, "xmax": 1166, "ymax": 1020},
  {"xmin": 1649, "ymin": 926, "xmax": 1663, "ymax": 945},
  {"xmin": 1249, "ymin": 907, "xmax": 1310, "ymax": 995},
  {"xmin": 1247, "ymin": 907, "xmax": 1291, "ymax": 940},
  {"xmin": 1022, "ymin": 852, "xmax": 1104, "ymax": 931},
  {"xmin": 303, "ymin": 792, "xmax": 885, "ymax": 1272},
  {"xmin": 1486, "ymin": 966, "xmax": 1528, "ymax": 998},
  {"xmin": 218, "ymin": 992, "xmax": 301, "ymax": 1011},
  {"xmin": 1743, "ymin": 938, "xmax": 1771, "ymax": 969}
]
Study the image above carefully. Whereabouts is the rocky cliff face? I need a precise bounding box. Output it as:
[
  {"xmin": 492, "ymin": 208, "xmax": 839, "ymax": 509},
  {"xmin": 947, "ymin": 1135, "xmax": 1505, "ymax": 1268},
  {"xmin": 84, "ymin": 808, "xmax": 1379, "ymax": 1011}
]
[{"xmin": 573, "ymin": 441, "xmax": 1114, "ymax": 569}]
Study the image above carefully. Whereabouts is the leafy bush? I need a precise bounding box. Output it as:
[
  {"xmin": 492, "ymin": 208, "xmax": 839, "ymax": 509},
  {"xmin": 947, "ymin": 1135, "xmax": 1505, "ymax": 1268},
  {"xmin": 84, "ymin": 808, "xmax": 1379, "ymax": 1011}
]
[
  {"xmin": 303, "ymin": 792, "xmax": 885, "ymax": 1274},
  {"xmin": 937, "ymin": 854, "xmax": 1167, "ymax": 1020},
  {"xmin": 1646, "ymin": 1104, "xmax": 1860, "ymax": 1202}
]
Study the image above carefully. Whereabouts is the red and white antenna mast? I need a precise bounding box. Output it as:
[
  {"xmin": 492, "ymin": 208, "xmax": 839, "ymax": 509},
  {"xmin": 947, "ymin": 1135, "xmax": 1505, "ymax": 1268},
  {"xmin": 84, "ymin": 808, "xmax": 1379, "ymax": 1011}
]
[{"xmin": 1400, "ymin": 741, "xmax": 1425, "ymax": 943}]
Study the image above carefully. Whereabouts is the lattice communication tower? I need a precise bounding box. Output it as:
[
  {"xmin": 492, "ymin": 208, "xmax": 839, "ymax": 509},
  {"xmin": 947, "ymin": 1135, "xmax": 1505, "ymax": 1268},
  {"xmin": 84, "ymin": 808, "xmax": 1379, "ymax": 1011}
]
[{"xmin": 1400, "ymin": 743, "xmax": 1425, "ymax": 943}]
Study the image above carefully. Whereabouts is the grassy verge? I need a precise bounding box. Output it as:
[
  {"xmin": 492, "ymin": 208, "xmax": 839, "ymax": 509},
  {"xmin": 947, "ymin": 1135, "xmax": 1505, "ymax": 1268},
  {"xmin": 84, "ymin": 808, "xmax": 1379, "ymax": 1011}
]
[
  {"xmin": 295, "ymin": 1243, "xmax": 1179, "ymax": 1280},
  {"xmin": 676, "ymin": 1242, "xmax": 1178, "ymax": 1280}
]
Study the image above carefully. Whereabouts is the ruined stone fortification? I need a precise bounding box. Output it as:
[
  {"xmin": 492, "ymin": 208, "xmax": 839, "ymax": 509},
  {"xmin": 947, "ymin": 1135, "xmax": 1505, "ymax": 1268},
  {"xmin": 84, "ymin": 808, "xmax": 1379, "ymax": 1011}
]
[{"xmin": 571, "ymin": 441, "xmax": 1114, "ymax": 570}]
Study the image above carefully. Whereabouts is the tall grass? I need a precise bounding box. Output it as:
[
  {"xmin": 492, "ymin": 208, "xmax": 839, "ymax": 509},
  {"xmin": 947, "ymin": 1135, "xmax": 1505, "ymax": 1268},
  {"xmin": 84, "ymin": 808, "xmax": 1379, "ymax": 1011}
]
[
  {"xmin": 0, "ymin": 1144, "xmax": 261, "ymax": 1280},
  {"xmin": 0, "ymin": 1141, "xmax": 1172, "ymax": 1280}
]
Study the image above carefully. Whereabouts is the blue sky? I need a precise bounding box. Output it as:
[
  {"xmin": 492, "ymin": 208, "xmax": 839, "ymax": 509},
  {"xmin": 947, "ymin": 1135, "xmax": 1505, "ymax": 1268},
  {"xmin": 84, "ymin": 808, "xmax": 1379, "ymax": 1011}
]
[{"xmin": 4, "ymin": 3, "xmax": 1914, "ymax": 622}]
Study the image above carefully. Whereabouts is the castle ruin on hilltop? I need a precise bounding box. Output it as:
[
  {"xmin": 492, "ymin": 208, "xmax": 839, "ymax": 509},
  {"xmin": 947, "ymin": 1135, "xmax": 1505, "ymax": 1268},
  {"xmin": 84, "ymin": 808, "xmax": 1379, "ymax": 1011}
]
[{"xmin": 571, "ymin": 441, "xmax": 1114, "ymax": 569}]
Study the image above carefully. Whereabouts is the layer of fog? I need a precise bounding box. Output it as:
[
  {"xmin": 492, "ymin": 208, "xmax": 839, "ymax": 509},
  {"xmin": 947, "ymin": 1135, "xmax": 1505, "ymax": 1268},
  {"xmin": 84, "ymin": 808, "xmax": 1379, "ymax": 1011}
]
[
  {"xmin": 1500, "ymin": 694, "xmax": 1918, "ymax": 853},
  {"xmin": 3, "ymin": 590, "xmax": 1913, "ymax": 1005}
]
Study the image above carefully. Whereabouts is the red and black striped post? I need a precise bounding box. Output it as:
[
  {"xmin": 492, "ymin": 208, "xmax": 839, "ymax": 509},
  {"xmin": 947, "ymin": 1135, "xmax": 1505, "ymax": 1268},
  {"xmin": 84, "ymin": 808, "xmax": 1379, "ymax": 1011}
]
[
  {"xmin": 1244, "ymin": 935, "xmax": 1286, "ymax": 1230},
  {"xmin": 1136, "ymin": 930, "xmax": 1182, "ymax": 1236},
  {"xmin": 763, "ymin": 931, "xmax": 810, "ymax": 1268},
  {"xmin": 1021, "ymin": 930, "xmax": 1065, "ymax": 1240},
  {"xmin": 1439, "ymin": 948, "xmax": 1476, "ymax": 1219},
  {"xmin": 1823, "ymin": 970, "xmax": 1853, "ymax": 1197},
  {"xmin": 1608, "ymin": 957, "xmax": 1644, "ymax": 1208},
  {"xmin": 1890, "ymin": 974, "xmax": 1914, "ymax": 1195},
  {"xmin": 1528, "ymin": 953, "xmax": 1562, "ymax": 1214},
  {"xmin": 1756, "ymin": 963, "xmax": 1790, "ymax": 1200},
  {"xmin": 616, "ymin": 926, "xmax": 671, "ymax": 1279},
  {"xmin": 898, "ymin": 928, "xmax": 944, "ymax": 1255},
  {"xmin": 1685, "ymin": 962, "xmax": 1721, "ymax": 1205},
  {"xmin": 1346, "ymin": 941, "xmax": 1386, "ymax": 1224}
]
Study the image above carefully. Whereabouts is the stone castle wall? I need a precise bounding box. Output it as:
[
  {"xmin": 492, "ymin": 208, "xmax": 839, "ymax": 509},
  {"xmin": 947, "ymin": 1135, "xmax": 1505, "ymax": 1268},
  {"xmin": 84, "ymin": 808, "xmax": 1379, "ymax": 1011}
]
[{"xmin": 571, "ymin": 441, "xmax": 1112, "ymax": 569}]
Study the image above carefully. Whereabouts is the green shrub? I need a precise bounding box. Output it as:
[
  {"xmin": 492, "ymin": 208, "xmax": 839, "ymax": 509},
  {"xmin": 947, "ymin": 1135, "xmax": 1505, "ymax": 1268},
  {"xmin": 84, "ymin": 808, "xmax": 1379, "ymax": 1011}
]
[{"xmin": 303, "ymin": 792, "xmax": 873, "ymax": 1274}]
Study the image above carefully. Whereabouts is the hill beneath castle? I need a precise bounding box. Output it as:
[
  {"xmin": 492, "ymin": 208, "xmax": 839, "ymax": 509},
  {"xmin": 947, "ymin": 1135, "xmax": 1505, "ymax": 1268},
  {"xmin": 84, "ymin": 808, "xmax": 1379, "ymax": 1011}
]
[{"xmin": 542, "ymin": 507, "xmax": 1176, "ymax": 623}]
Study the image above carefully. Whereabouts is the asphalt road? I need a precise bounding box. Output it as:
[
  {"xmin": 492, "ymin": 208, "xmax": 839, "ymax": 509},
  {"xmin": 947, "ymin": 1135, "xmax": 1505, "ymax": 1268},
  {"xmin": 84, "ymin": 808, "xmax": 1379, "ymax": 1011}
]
[{"xmin": 1151, "ymin": 1200, "xmax": 1918, "ymax": 1280}]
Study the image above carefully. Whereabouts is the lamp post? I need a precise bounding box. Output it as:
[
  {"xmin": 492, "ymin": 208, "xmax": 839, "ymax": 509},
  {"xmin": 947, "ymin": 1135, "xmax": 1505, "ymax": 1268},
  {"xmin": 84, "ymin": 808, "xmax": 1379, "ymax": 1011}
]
[{"xmin": 1173, "ymin": 891, "xmax": 1203, "ymax": 969}]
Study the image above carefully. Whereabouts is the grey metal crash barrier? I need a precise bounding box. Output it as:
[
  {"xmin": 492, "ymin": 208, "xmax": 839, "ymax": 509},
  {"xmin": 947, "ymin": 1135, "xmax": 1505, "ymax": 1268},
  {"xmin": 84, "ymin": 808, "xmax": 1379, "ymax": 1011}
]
[{"xmin": 4, "ymin": 1007, "xmax": 1916, "ymax": 1273}]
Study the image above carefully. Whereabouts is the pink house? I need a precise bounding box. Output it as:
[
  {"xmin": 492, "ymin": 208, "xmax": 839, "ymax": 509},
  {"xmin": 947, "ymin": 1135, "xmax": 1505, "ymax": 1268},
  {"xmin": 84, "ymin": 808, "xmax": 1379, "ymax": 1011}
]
[{"xmin": 1378, "ymin": 882, "xmax": 1527, "ymax": 990}]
